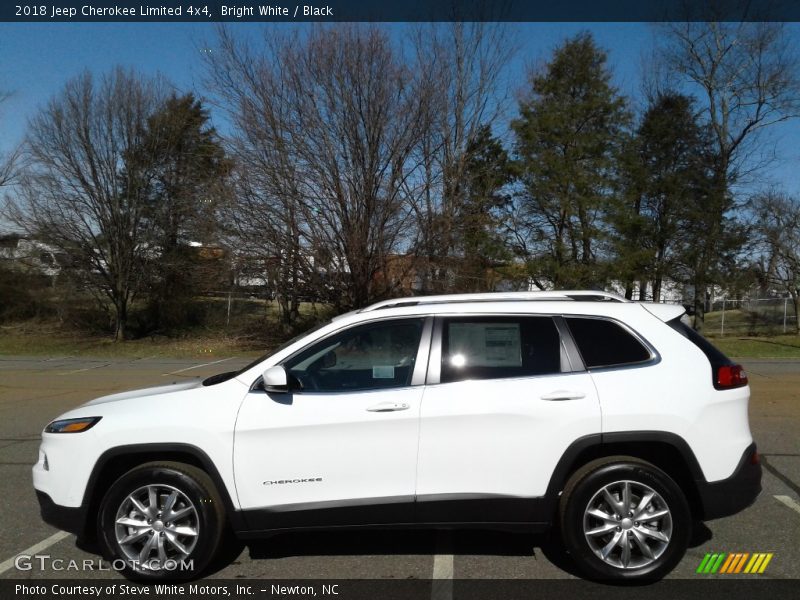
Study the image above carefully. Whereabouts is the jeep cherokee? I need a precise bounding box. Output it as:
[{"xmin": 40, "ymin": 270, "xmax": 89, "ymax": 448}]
[{"xmin": 33, "ymin": 291, "xmax": 762, "ymax": 581}]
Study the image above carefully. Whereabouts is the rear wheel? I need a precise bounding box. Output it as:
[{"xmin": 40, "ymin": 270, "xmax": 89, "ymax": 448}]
[
  {"xmin": 559, "ymin": 456, "xmax": 690, "ymax": 581},
  {"xmin": 98, "ymin": 462, "xmax": 225, "ymax": 580}
]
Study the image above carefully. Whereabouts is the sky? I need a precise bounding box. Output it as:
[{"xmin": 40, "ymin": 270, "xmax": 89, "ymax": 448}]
[{"xmin": 1, "ymin": 21, "xmax": 800, "ymax": 194}]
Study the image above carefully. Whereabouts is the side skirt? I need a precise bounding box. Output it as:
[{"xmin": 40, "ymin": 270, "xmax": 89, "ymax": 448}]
[
  {"xmin": 234, "ymin": 494, "xmax": 551, "ymax": 538},
  {"xmin": 235, "ymin": 521, "xmax": 550, "ymax": 539}
]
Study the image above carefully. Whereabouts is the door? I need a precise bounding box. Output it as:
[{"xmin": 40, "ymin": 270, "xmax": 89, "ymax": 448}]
[
  {"xmin": 415, "ymin": 315, "xmax": 600, "ymax": 523},
  {"xmin": 234, "ymin": 317, "xmax": 431, "ymax": 529}
]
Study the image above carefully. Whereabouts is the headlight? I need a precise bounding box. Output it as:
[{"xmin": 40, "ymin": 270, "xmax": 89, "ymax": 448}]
[{"xmin": 44, "ymin": 417, "xmax": 102, "ymax": 434}]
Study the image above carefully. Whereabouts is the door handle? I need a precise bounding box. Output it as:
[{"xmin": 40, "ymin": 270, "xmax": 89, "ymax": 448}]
[
  {"xmin": 540, "ymin": 390, "xmax": 586, "ymax": 401},
  {"xmin": 366, "ymin": 402, "xmax": 410, "ymax": 412}
]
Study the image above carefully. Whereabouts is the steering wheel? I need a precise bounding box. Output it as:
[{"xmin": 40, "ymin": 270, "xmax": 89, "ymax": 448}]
[{"xmin": 292, "ymin": 371, "xmax": 320, "ymax": 392}]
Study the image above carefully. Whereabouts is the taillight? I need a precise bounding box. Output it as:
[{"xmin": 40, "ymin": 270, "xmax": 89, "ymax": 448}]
[{"xmin": 717, "ymin": 364, "xmax": 748, "ymax": 389}]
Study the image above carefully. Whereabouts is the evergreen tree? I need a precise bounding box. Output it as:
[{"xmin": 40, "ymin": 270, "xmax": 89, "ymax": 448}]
[
  {"xmin": 612, "ymin": 93, "xmax": 713, "ymax": 302},
  {"xmin": 132, "ymin": 93, "xmax": 231, "ymax": 331},
  {"xmin": 511, "ymin": 33, "xmax": 630, "ymax": 289},
  {"xmin": 452, "ymin": 125, "xmax": 512, "ymax": 292}
]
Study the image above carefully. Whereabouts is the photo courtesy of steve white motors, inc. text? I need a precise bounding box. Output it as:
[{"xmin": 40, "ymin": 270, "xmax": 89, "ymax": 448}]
[
  {"xmin": 14, "ymin": 583, "xmax": 339, "ymax": 596},
  {"xmin": 13, "ymin": 4, "xmax": 335, "ymax": 18}
]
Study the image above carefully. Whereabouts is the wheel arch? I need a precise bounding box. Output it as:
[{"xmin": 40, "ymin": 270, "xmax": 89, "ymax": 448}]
[
  {"xmin": 546, "ymin": 432, "xmax": 705, "ymax": 519},
  {"xmin": 82, "ymin": 443, "xmax": 244, "ymax": 539}
]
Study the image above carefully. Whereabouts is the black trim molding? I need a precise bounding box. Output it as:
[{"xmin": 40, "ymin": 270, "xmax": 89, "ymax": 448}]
[
  {"xmin": 600, "ymin": 431, "xmax": 706, "ymax": 480},
  {"xmin": 240, "ymin": 496, "xmax": 415, "ymax": 533},
  {"xmin": 695, "ymin": 443, "xmax": 761, "ymax": 520},
  {"xmin": 238, "ymin": 494, "xmax": 551, "ymax": 537},
  {"xmin": 36, "ymin": 491, "xmax": 88, "ymax": 538}
]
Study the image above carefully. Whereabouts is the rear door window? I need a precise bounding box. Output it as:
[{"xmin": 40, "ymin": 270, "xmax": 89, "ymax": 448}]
[{"xmin": 440, "ymin": 316, "xmax": 561, "ymax": 383}]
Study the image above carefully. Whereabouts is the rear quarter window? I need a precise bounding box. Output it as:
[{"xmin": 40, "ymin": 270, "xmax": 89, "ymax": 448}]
[{"xmin": 565, "ymin": 317, "xmax": 652, "ymax": 369}]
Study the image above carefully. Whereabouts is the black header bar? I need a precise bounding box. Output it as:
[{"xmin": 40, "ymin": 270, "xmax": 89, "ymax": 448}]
[
  {"xmin": 3, "ymin": 1, "xmax": 800, "ymax": 23},
  {"xmin": 3, "ymin": 579, "xmax": 800, "ymax": 600}
]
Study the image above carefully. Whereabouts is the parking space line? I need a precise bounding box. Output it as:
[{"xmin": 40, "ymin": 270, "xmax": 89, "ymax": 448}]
[
  {"xmin": 132, "ymin": 355, "xmax": 157, "ymax": 362},
  {"xmin": 163, "ymin": 357, "xmax": 233, "ymax": 376},
  {"xmin": 775, "ymin": 494, "xmax": 800, "ymax": 516},
  {"xmin": 0, "ymin": 530, "xmax": 70, "ymax": 575},
  {"xmin": 763, "ymin": 456, "xmax": 800, "ymax": 497},
  {"xmin": 58, "ymin": 363, "xmax": 111, "ymax": 376},
  {"xmin": 431, "ymin": 531, "xmax": 453, "ymax": 600}
]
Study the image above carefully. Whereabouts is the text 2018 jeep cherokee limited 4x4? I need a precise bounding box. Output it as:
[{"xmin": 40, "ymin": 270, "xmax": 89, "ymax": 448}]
[{"xmin": 33, "ymin": 291, "xmax": 761, "ymax": 581}]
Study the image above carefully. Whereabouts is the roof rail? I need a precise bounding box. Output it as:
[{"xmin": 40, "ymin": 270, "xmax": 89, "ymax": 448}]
[{"xmin": 359, "ymin": 290, "xmax": 629, "ymax": 312}]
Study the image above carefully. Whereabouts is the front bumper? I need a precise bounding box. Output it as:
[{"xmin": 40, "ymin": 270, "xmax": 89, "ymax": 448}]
[
  {"xmin": 696, "ymin": 442, "xmax": 762, "ymax": 520},
  {"xmin": 36, "ymin": 490, "xmax": 90, "ymax": 540}
]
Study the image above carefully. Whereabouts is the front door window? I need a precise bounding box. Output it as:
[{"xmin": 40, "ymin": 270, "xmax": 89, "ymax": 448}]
[{"xmin": 284, "ymin": 318, "xmax": 425, "ymax": 392}]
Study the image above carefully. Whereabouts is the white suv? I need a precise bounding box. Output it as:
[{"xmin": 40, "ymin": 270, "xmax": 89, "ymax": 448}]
[{"xmin": 33, "ymin": 291, "xmax": 761, "ymax": 581}]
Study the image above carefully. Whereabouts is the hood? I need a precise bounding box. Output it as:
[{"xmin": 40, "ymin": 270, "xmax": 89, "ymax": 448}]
[{"xmin": 81, "ymin": 380, "xmax": 203, "ymax": 407}]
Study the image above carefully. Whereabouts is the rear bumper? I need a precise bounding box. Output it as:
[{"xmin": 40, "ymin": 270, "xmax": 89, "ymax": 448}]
[
  {"xmin": 36, "ymin": 490, "xmax": 90, "ymax": 539},
  {"xmin": 697, "ymin": 442, "xmax": 762, "ymax": 520}
]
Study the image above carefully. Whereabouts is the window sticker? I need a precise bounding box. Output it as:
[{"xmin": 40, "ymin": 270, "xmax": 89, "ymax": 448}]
[
  {"xmin": 449, "ymin": 323, "xmax": 522, "ymax": 367},
  {"xmin": 372, "ymin": 365, "xmax": 395, "ymax": 379}
]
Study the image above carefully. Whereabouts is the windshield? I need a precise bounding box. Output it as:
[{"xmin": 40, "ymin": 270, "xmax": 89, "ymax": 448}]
[{"xmin": 202, "ymin": 319, "xmax": 333, "ymax": 386}]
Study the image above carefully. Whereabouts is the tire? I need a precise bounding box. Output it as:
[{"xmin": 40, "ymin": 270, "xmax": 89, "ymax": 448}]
[
  {"xmin": 97, "ymin": 461, "xmax": 225, "ymax": 580},
  {"xmin": 559, "ymin": 456, "xmax": 691, "ymax": 582}
]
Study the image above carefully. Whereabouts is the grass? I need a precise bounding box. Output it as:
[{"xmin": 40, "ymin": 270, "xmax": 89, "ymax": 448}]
[
  {"xmin": 706, "ymin": 334, "xmax": 800, "ymax": 359},
  {"xmin": 0, "ymin": 322, "xmax": 268, "ymax": 360},
  {"xmin": 696, "ymin": 308, "xmax": 800, "ymax": 358},
  {"xmin": 0, "ymin": 297, "xmax": 332, "ymax": 360}
]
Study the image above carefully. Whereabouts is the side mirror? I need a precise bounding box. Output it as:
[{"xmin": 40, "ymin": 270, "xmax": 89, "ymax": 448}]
[{"xmin": 261, "ymin": 365, "xmax": 288, "ymax": 393}]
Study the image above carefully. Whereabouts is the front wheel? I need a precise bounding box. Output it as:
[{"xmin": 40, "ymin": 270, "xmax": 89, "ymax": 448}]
[
  {"xmin": 559, "ymin": 456, "xmax": 691, "ymax": 581},
  {"xmin": 97, "ymin": 462, "xmax": 225, "ymax": 580}
]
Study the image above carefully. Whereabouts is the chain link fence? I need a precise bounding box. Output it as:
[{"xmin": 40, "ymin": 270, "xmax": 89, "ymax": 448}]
[
  {"xmin": 196, "ymin": 291, "xmax": 331, "ymax": 330},
  {"xmin": 706, "ymin": 297, "xmax": 798, "ymax": 337}
]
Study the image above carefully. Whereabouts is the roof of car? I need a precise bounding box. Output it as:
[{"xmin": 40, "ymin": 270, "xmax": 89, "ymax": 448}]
[
  {"xmin": 329, "ymin": 291, "xmax": 684, "ymax": 325},
  {"xmin": 358, "ymin": 290, "xmax": 628, "ymax": 313}
]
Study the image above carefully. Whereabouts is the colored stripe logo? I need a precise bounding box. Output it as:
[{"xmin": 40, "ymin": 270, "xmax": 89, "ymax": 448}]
[{"xmin": 696, "ymin": 552, "xmax": 774, "ymax": 574}]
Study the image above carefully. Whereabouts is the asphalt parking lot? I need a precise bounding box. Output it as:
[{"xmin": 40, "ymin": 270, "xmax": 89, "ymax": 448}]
[{"xmin": 0, "ymin": 355, "xmax": 798, "ymax": 584}]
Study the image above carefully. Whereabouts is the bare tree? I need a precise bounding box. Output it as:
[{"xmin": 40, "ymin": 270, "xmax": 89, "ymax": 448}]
[
  {"xmin": 206, "ymin": 25, "xmax": 426, "ymax": 316},
  {"xmin": 662, "ymin": 18, "xmax": 800, "ymax": 184},
  {"xmin": 751, "ymin": 191, "xmax": 800, "ymax": 333},
  {"xmin": 658, "ymin": 10, "xmax": 800, "ymax": 326},
  {"xmin": 5, "ymin": 68, "xmax": 165, "ymax": 339},
  {"xmin": 408, "ymin": 22, "xmax": 515, "ymax": 292},
  {"xmin": 0, "ymin": 90, "xmax": 20, "ymax": 188},
  {"xmin": 204, "ymin": 27, "xmax": 306, "ymax": 323}
]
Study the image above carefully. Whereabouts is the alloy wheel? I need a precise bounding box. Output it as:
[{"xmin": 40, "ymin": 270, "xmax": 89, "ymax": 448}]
[
  {"xmin": 114, "ymin": 484, "xmax": 199, "ymax": 570},
  {"xmin": 583, "ymin": 479, "xmax": 673, "ymax": 569}
]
